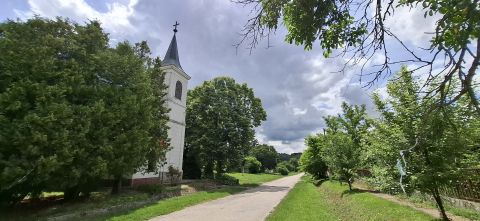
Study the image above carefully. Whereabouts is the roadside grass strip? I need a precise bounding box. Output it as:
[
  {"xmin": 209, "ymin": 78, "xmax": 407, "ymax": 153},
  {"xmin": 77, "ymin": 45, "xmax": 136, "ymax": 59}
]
[
  {"xmin": 85, "ymin": 187, "xmax": 245, "ymax": 221},
  {"xmin": 268, "ymin": 176, "xmax": 438, "ymax": 221},
  {"xmin": 228, "ymin": 173, "xmax": 285, "ymax": 186},
  {"xmin": 267, "ymin": 176, "xmax": 336, "ymax": 221}
]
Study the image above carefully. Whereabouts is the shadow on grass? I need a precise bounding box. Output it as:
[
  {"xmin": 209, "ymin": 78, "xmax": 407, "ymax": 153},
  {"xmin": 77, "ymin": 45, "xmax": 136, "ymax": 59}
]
[
  {"xmin": 341, "ymin": 188, "xmax": 380, "ymax": 197},
  {"xmin": 313, "ymin": 179, "xmax": 328, "ymax": 187}
]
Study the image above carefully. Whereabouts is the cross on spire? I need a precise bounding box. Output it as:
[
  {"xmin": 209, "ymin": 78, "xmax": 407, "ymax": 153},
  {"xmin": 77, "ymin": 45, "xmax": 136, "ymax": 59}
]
[{"xmin": 173, "ymin": 21, "xmax": 180, "ymax": 33}]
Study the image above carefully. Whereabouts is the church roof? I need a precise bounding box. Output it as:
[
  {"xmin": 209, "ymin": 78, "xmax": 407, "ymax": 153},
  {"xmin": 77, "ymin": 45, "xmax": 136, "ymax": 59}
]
[{"xmin": 163, "ymin": 32, "xmax": 182, "ymax": 69}]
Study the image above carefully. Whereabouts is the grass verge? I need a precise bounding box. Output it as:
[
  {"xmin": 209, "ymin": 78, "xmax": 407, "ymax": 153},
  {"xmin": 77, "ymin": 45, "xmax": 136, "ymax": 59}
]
[
  {"xmin": 267, "ymin": 176, "xmax": 336, "ymax": 221},
  {"xmin": 268, "ymin": 176, "xmax": 438, "ymax": 221},
  {"xmin": 400, "ymin": 194, "xmax": 480, "ymax": 220},
  {"xmin": 227, "ymin": 173, "xmax": 285, "ymax": 186},
  {"xmin": 79, "ymin": 186, "xmax": 245, "ymax": 221}
]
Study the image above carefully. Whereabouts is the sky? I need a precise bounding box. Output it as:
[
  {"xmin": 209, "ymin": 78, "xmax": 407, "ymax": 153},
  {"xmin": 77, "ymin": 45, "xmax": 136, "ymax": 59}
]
[{"xmin": 0, "ymin": 0, "xmax": 438, "ymax": 153}]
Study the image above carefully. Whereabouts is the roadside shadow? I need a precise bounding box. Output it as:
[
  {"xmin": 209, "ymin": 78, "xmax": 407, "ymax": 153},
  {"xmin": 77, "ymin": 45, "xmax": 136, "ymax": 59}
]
[
  {"xmin": 242, "ymin": 185, "xmax": 290, "ymax": 194},
  {"xmin": 313, "ymin": 179, "xmax": 328, "ymax": 187},
  {"xmin": 341, "ymin": 188, "xmax": 380, "ymax": 197}
]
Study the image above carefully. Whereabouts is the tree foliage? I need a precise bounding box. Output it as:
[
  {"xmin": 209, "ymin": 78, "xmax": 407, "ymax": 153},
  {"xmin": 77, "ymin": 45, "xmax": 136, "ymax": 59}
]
[
  {"xmin": 250, "ymin": 144, "xmax": 279, "ymax": 171},
  {"xmin": 365, "ymin": 67, "xmax": 478, "ymax": 220},
  {"xmin": 244, "ymin": 156, "xmax": 262, "ymax": 174},
  {"xmin": 0, "ymin": 18, "xmax": 170, "ymax": 203},
  {"xmin": 184, "ymin": 77, "xmax": 266, "ymax": 178},
  {"xmin": 300, "ymin": 135, "xmax": 328, "ymax": 179}
]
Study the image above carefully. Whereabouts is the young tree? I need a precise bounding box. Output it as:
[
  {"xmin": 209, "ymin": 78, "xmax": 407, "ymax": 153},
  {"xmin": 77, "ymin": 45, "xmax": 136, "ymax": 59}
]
[
  {"xmin": 367, "ymin": 67, "xmax": 476, "ymax": 220},
  {"xmin": 300, "ymin": 135, "xmax": 328, "ymax": 179},
  {"xmin": 185, "ymin": 77, "xmax": 266, "ymax": 178},
  {"xmin": 322, "ymin": 102, "xmax": 369, "ymax": 190},
  {"xmin": 323, "ymin": 132, "xmax": 358, "ymax": 190}
]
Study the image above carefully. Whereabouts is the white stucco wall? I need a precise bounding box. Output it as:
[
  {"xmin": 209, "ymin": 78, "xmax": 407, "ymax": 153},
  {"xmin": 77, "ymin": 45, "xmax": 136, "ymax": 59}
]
[{"xmin": 132, "ymin": 65, "xmax": 189, "ymax": 179}]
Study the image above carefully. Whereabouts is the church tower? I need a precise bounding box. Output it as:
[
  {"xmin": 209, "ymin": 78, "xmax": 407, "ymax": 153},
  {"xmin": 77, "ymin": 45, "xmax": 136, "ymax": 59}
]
[
  {"xmin": 160, "ymin": 22, "xmax": 190, "ymax": 176},
  {"xmin": 131, "ymin": 22, "xmax": 190, "ymax": 185}
]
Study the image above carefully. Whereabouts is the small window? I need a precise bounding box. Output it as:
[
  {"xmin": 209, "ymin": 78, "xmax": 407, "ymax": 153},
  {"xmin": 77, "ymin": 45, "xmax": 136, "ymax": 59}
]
[{"xmin": 174, "ymin": 81, "xmax": 182, "ymax": 100}]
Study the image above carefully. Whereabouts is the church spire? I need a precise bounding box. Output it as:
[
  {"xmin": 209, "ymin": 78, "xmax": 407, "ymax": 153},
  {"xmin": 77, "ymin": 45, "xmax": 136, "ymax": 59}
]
[{"xmin": 163, "ymin": 21, "xmax": 182, "ymax": 69}]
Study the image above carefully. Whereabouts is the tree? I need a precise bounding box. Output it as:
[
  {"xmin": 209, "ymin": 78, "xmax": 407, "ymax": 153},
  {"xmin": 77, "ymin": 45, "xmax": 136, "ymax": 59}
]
[
  {"xmin": 236, "ymin": 0, "xmax": 480, "ymax": 112},
  {"xmin": 323, "ymin": 132, "xmax": 358, "ymax": 190},
  {"xmin": 184, "ymin": 77, "xmax": 267, "ymax": 178},
  {"xmin": 98, "ymin": 42, "xmax": 170, "ymax": 194},
  {"xmin": 300, "ymin": 135, "xmax": 328, "ymax": 179},
  {"xmin": 244, "ymin": 156, "xmax": 262, "ymax": 174},
  {"xmin": 321, "ymin": 102, "xmax": 369, "ymax": 190},
  {"xmin": 277, "ymin": 161, "xmax": 295, "ymax": 173},
  {"xmin": 0, "ymin": 18, "xmax": 171, "ymax": 202},
  {"xmin": 0, "ymin": 18, "xmax": 111, "ymax": 202},
  {"xmin": 250, "ymin": 144, "xmax": 279, "ymax": 171},
  {"xmin": 366, "ymin": 67, "xmax": 476, "ymax": 220}
]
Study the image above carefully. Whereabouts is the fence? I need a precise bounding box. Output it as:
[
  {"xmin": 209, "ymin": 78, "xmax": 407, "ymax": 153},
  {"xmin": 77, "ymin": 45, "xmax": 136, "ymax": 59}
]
[{"xmin": 439, "ymin": 169, "xmax": 480, "ymax": 202}]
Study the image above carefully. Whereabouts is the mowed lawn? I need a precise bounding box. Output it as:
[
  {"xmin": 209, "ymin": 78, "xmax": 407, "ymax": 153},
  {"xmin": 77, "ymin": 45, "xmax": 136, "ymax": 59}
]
[
  {"xmin": 227, "ymin": 172, "xmax": 285, "ymax": 186},
  {"xmin": 268, "ymin": 176, "xmax": 437, "ymax": 221}
]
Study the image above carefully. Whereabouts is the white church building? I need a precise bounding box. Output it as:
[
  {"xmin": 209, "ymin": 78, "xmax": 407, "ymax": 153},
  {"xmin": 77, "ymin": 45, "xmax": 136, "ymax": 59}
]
[{"xmin": 130, "ymin": 24, "xmax": 190, "ymax": 186}]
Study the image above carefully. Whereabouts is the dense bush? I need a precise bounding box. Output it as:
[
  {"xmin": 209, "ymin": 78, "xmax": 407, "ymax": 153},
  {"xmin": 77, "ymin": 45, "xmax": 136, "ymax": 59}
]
[
  {"xmin": 244, "ymin": 156, "xmax": 262, "ymax": 174},
  {"xmin": 300, "ymin": 136, "xmax": 328, "ymax": 179},
  {"xmin": 277, "ymin": 166, "xmax": 289, "ymax": 175},
  {"xmin": 215, "ymin": 174, "xmax": 239, "ymax": 185},
  {"xmin": 277, "ymin": 161, "xmax": 295, "ymax": 173},
  {"xmin": 250, "ymin": 144, "xmax": 279, "ymax": 171},
  {"xmin": 167, "ymin": 166, "xmax": 182, "ymax": 185}
]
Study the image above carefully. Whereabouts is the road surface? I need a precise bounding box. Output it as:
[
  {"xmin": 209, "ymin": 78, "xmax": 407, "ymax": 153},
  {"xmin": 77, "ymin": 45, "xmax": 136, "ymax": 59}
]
[{"xmin": 150, "ymin": 173, "xmax": 303, "ymax": 221}]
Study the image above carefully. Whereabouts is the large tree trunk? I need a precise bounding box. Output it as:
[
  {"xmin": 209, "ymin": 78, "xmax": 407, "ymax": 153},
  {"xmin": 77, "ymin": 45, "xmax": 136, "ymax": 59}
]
[
  {"xmin": 64, "ymin": 187, "xmax": 79, "ymax": 201},
  {"xmin": 216, "ymin": 161, "xmax": 225, "ymax": 176},
  {"xmin": 431, "ymin": 186, "xmax": 449, "ymax": 220},
  {"xmin": 111, "ymin": 175, "xmax": 122, "ymax": 195}
]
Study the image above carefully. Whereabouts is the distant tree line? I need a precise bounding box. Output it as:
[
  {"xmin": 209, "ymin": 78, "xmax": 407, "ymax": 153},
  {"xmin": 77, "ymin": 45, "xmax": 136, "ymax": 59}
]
[
  {"xmin": 0, "ymin": 18, "xmax": 171, "ymax": 205},
  {"xmin": 300, "ymin": 67, "xmax": 480, "ymax": 220}
]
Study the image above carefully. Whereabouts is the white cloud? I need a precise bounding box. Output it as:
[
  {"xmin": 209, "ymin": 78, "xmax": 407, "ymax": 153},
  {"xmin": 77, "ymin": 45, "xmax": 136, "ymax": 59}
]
[
  {"xmin": 292, "ymin": 108, "xmax": 307, "ymax": 116},
  {"xmin": 385, "ymin": 2, "xmax": 438, "ymax": 46},
  {"xmin": 15, "ymin": 0, "xmax": 138, "ymax": 36}
]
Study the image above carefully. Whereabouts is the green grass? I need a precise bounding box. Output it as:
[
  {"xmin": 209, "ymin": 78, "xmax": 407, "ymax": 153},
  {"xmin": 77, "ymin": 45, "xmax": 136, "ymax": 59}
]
[
  {"xmin": 401, "ymin": 193, "xmax": 480, "ymax": 220},
  {"xmin": 84, "ymin": 186, "xmax": 244, "ymax": 221},
  {"xmin": 3, "ymin": 174, "xmax": 288, "ymax": 221},
  {"xmin": 268, "ymin": 176, "xmax": 438, "ymax": 221},
  {"xmin": 227, "ymin": 173, "xmax": 285, "ymax": 186},
  {"xmin": 267, "ymin": 176, "xmax": 336, "ymax": 221}
]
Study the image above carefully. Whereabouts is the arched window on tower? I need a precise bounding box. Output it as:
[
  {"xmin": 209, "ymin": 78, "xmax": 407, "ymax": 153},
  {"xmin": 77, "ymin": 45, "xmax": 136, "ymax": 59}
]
[{"xmin": 174, "ymin": 81, "xmax": 182, "ymax": 100}]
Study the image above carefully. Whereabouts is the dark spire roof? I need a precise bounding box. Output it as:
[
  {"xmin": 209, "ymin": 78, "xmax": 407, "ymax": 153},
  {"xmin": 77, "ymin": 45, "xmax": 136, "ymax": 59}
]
[{"xmin": 163, "ymin": 22, "xmax": 182, "ymax": 69}]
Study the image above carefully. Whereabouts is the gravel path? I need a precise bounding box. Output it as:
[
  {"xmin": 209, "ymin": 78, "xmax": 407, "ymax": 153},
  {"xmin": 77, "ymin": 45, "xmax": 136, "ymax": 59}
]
[{"xmin": 149, "ymin": 173, "xmax": 304, "ymax": 221}]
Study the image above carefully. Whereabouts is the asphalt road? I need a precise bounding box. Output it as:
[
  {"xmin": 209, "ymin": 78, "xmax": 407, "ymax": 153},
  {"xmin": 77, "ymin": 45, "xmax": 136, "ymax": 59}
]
[{"xmin": 150, "ymin": 173, "xmax": 304, "ymax": 221}]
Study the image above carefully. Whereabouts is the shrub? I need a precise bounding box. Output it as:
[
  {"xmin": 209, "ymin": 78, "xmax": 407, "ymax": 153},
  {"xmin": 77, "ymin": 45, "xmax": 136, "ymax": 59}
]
[
  {"xmin": 277, "ymin": 166, "xmax": 289, "ymax": 175},
  {"xmin": 136, "ymin": 184, "xmax": 165, "ymax": 195},
  {"xmin": 167, "ymin": 166, "xmax": 182, "ymax": 185},
  {"xmin": 215, "ymin": 174, "xmax": 239, "ymax": 185},
  {"xmin": 278, "ymin": 161, "xmax": 295, "ymax": 173},
  {"xmin": 244, "ymin": 156, "xmax": 262, "ymax": 174}
]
